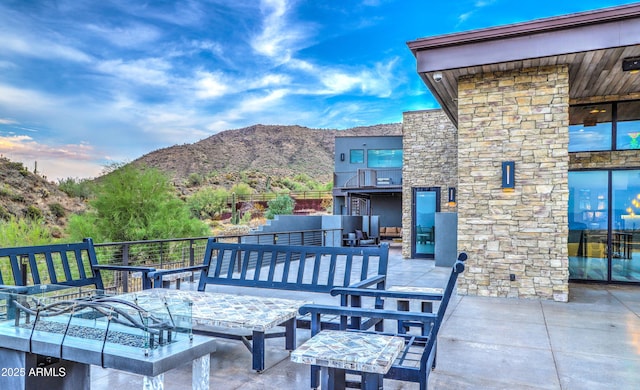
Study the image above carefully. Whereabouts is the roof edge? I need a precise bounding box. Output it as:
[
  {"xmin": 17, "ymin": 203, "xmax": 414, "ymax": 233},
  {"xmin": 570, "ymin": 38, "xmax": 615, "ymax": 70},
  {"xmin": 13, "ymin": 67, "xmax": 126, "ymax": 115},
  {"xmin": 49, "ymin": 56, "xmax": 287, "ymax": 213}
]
[{"xmin": 407, "ymin": 3, "xmax": 640, "ymax": 52}]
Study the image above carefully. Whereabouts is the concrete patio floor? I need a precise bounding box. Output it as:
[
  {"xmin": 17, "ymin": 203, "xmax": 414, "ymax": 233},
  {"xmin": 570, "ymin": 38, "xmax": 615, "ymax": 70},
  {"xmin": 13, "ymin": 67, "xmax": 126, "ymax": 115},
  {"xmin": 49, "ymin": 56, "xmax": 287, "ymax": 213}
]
[{"xmin": 91, "ymin": 246, "xmax": 640, "ymax": 389}]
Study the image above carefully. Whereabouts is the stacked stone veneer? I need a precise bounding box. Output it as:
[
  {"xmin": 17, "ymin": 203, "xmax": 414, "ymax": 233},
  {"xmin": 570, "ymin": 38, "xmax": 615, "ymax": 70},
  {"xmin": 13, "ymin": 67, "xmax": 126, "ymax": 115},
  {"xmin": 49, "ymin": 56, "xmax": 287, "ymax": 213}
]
[
  {"xmin": 456, "ymin": 65, "xmax": 570, "ymax": 302},
  {"xmin": 402, "ymin": 109, "xmax": 458, "ymax": 259}
]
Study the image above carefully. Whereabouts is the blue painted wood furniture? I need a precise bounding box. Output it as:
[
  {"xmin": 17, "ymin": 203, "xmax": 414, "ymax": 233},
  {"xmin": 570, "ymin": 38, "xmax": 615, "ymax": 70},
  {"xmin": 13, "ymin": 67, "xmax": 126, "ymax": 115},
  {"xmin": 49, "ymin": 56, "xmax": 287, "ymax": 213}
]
[
  {"xmin": 0, "ymin": 238, "xmax": 156, "ymax": 290},
  {"xmin": 296, "ymin": 252, "xmax": 467, "ymax": 389},
  {"xmin": 147, "ymin": 239, "xmax": 390, "ymax": 372}
]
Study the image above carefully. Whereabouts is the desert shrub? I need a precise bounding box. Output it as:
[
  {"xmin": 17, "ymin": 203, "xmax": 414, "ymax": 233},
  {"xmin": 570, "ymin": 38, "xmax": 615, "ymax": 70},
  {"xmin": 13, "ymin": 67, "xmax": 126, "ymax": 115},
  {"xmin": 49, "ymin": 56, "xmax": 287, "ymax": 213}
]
[
  {"xmin": 67, "ymin": 164, "xmax": 209, "ymax": 242},
  {"xmin": 186, "ymin": 173, "xmax": 203, "ymax": 187},
  {"xmin": 230, "ymin": 183, "xmax": 253, "ymax": 197},
  {"xmin": 265, "ymin": 194, "xmax": 295, "ymax": 219},
  {"xmin": 0, "ymin": 217, "xmax": 53, "ymax": 247},
  {"xmin": 0, "ymin": 205, "xmax": 11, "ymax": 220},
  {"xmin": 58, "ymin": 177, "xmax": 93, "ymax": 199},
  {"xmin": 187, "ymin": 187, "xmax": 229, "ymax": 219},
  {"xmin": 25, "ymin": 205, "xmax": 42, "ymax": 220},
  {"xmin": 49, "ymin": 203, "xmax": 66, "ymax": 218}
]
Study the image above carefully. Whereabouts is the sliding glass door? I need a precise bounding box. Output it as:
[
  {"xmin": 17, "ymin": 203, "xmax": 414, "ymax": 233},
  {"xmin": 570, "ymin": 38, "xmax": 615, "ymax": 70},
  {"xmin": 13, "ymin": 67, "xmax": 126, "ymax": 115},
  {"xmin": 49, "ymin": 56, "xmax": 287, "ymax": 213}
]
[
  {"xmin": 569, "ymin": 170, "xmax": 640, "ymax": 282},
  {"xmin": 612, "ymin": 170, "xmax": 640, "ymax": 281}
]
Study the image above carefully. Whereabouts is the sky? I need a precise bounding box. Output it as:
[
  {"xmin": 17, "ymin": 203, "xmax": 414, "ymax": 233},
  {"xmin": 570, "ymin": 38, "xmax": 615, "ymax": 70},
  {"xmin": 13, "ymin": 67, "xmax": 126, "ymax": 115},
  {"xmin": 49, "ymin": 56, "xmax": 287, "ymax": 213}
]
[{"xmin": 0, "ymin": 0, "xmax": 637, "ymax": 181}]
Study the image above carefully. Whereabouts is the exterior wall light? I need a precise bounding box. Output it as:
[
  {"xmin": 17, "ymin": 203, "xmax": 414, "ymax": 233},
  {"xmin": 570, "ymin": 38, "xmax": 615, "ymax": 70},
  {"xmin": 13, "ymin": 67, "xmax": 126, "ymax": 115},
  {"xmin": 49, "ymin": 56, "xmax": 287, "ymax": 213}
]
[
  {"xmin": 448, "ymin": 187, "xmax": 456, "ymax": 206},
  {"xmin": 502, "ymin": 161, "xmax": 515, "ymax": 191},
  {"xmin": 340, "ymin": 153, "xmax": 345, "ymax": 161}
]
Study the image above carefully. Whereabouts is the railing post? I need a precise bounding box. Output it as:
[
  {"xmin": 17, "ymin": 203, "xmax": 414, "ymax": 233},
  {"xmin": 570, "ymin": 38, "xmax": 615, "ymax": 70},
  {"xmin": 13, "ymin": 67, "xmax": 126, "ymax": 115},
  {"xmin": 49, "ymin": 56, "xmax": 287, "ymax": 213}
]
[{"xmin": 122, "ymin": 244, "xmax": 129, "ymax": 293}]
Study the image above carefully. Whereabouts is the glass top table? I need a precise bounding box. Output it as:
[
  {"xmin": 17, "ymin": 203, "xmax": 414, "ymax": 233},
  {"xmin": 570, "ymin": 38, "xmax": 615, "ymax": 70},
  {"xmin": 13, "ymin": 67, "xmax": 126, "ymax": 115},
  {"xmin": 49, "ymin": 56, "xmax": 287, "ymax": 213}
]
[
  {"xmin": 117, "ymin": 289, "xmax": 309, "ymax": 332},
  {"xmin": 116, "ymin": 288, "xmax": 310, "ymax": 372},
  {"xmin": 0, "ymin": 285, "xmax": 216, "ymax": 390}
]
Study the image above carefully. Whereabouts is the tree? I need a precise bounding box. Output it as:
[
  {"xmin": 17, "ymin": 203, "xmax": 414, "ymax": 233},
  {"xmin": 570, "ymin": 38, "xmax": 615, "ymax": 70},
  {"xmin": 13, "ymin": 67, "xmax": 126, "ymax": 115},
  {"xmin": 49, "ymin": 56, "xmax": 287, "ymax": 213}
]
[
  {"xmin": 67, "ymin": 165, "xmax": 209, "ymax": 242},
  {"xmin": 265, "ymin": 194, "xmax": 295, "ymax": 219}
]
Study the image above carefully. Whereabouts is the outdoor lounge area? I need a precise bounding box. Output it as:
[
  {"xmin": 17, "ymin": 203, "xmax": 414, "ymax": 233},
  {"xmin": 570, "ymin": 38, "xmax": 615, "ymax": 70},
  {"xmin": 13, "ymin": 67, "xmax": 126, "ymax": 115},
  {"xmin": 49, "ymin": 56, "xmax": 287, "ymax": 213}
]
[{"xmin": 84, "ymin": 245, "xmax": 640, "ymax": 389}]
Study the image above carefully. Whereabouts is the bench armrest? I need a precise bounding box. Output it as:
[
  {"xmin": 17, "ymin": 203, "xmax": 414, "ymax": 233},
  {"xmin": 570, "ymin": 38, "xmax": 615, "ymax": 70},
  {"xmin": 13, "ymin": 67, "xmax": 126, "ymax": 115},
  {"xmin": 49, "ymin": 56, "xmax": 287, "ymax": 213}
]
[
  {"xmin": 299, "ymin": 304, "xmax": 438, "ymax": 334},
  {"xmin": 92, "ymin": 265, "xmax": 156, "ymax": 289},
  {"xmin": 347, "ymin": 274, "xmax": 386, "ymax": 289},
  {"xmin": 331, "ymin": 287, "xmax": 444, "ymax": 301},
  {"xmin": 148, "ymin": 265, "xmax": 208, "ymax": 288}
]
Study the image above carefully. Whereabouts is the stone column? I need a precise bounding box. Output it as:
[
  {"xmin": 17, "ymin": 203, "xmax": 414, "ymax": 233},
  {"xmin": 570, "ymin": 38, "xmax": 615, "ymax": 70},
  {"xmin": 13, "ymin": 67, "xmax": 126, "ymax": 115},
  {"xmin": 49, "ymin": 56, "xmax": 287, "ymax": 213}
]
[
  {"xmin": 456, "ymin": 65, "xmax": 570, "ymax": 302},
  {"xmin": 402, "ymin": 110, "xmax": 458, "ymax": 259}
]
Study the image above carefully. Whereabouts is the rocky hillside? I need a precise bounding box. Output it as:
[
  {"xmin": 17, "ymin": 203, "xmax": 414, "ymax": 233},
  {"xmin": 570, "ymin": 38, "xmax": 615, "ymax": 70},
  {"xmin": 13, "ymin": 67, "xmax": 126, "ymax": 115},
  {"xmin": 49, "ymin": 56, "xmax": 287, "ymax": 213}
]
[
  {"xmin": 1, "ymin": 123, "xmax": 401, "ymax": 231},
  {"xmin": 133, "ymin": 123, "xmax": 402, "ymax": 188},
  {"xmin": 0, "ymin": 158, "xmax": 86, "ymax": 232}
]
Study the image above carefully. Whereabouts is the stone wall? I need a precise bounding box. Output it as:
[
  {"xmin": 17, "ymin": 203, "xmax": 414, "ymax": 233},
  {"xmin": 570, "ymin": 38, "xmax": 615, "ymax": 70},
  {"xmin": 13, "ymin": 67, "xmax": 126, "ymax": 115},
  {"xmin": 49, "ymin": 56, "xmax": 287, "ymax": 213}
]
[
  {"xmin": 456, "ymin": 65, "xmax": 570, "ymax": 302},
  {"xmin": 401, "ymin": 109, "xmax": 458, "ymax": 258},
  {"xmin": 570, "ymin": 150, "xmax": 640, "ymax": 169}
]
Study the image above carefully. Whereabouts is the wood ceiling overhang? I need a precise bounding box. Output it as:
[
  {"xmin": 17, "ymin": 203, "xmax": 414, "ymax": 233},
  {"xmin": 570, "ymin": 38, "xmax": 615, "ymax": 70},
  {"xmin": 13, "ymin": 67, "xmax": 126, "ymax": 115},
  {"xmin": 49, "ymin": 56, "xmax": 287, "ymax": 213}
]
[{"xmin": 407, "ymin": 3, "xmax": 640, "ymax": 128}]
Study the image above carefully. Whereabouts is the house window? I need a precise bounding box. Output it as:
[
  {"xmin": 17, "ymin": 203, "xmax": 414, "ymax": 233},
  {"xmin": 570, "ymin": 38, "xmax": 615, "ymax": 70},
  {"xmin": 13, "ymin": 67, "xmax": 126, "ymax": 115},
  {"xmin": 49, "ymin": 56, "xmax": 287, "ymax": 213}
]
[
  {"xmin": 350, "ymin": 149, "xmax": 364, "ymax": 164},
  {"xmin": 569, "ymin": 104, "xmax": 612, "ymax": 152},
  {"xmin": 616, "ymin": 100, "xmax": 640, "ymax": 150},
  {"xmin": 569, "ymin": 100, "xmax": 640, "ymax": 152},
  {"xmin": 367, "ymin": 149, "xmax": 402, "ymax": 168}
]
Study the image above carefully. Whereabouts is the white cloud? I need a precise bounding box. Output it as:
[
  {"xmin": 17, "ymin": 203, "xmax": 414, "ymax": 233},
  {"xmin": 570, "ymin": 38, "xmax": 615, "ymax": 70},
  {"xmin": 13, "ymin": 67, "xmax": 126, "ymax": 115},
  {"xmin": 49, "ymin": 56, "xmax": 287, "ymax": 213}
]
[
  {"xmin": 206, "ymin": 89, "xmax": 289, "ymax": 131},
  {"xmin": 0, "ymin": 118, "xmax": 18, "ymax": 125},
  {"xmin": 85, "ymin": 22, "xmax": 163, "ymax": 48},
  {"xmin": 95, "ymin": 58, "xmax": 172, "ymax": 86},
  {"xmin": 250, "ymin": 0, "xmax": 314, "ymax": 64},
  {"xmin": 0, "ymin": 32, "xmax": 92, "ymax": 63},
  {"xmin": 314, "ymin": 58, "xmax": 399, "ymax": 97},
  {"xmin": 194, "ymin": 71, "xmax": 231, "ymax": 99}
]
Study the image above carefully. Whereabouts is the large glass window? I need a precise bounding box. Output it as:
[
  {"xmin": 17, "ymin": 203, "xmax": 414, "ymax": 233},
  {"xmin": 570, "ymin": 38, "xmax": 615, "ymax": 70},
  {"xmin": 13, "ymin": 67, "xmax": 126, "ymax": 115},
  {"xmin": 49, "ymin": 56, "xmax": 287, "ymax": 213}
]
[
  {"xmin": 569, "ymin": 104, "xmax": 612, "ymax": 152},
  {"xmin": 569, "ymin": 169, "xmax": 640, "ymax": 283},
  {"xmin": 611, "ymin": 170, "xmax": 640, "ymax": 282},
  {"xmin": 350, "ymin": 149, "xmax": 364, "ymax": 164},
  {"xmin": 616, "ymin": 101, "xmax": 640, "ymax": 150},
  {"xmin": 367, "ymin": 149, "xmax": 402, "ymax": 168},
  {"xmin": 568, "ymin": 171, "xmax": 608, "ymax": 281}
]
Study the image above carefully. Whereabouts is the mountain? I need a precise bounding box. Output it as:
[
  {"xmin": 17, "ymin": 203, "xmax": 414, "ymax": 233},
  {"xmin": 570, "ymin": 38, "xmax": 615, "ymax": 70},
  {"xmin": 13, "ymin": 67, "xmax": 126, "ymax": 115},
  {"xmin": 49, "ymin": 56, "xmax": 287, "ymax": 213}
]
[
  {"xmin": 0, "ymin": 157, "xmax": 86, "ymax": 233},
  {"xmin": 132, "ymin": 123, "xmax": 402, "ymax": 189}
]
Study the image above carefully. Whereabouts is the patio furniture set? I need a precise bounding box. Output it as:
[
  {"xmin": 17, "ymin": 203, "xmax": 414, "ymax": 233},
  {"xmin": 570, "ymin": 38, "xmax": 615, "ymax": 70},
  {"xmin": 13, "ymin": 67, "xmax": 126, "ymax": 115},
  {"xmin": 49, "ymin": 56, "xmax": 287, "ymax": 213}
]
[{"xmin": 0, "ymin": 237, "xmax": 466, "ymax": 390}]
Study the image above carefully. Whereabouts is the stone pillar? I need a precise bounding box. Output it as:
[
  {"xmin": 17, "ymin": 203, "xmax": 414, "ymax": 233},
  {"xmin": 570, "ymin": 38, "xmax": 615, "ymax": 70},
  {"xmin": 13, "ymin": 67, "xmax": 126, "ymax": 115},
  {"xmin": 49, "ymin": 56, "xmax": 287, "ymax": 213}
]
[
  {"xmin": 402, "ymin": 110, "xmax": 458, "ymax": 259},
  {"xmin": 456, "ymin": 65, "xmax": 570, "ymax": 302}
]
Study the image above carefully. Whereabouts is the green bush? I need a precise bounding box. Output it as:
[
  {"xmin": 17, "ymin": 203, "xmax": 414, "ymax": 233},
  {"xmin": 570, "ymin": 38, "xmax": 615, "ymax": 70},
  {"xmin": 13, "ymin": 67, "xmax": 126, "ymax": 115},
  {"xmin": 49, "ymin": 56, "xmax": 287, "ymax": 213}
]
[
  {"xmin": 186, "ymin": 187, "xmax": 229, "ymax": 219},
  {"xmin": 186, "ymin": 173, "xmax": 203, "ymax": 187},
  {"xmin": 0, "ymin": 205, "xmax": 11, "ymax": 220},
  {"xmin": 49, "ymin": 203, "xmax": 66, "ymax": 218},
  {"xmin": 230, "ymin": 182, "xmax": 253, "ymax": 197},
  {"xmin": 0, "ymin": 217, "xmax": 53, "ymax": 247},
  {"xmin": 25, "ymin": 205, "xmax": 42, "ymax": 220},
  {"xmin": 57, "ymin": 177, "xmax": 93, "ymax": 199},
  {"xmin": 67, "ymin": 164, "xmax": 209, "ymax": 242},
  {"xmin": 265, "ymin": 194, "xmax": 295, "ymax": 219}
]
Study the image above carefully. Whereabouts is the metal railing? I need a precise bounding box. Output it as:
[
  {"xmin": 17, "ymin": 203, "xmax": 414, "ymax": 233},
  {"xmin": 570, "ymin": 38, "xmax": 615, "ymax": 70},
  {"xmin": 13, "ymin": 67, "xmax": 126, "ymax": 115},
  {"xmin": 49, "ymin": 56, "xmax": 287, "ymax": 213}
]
[
  {"xmin": 225, "ymin": 191, "xmax": 331, "ymax": 204},
  {"xmin": 93, "ymin": 228, "xmax": 343, "ymax": 293},
  {"xmin": 334, "ymin": 168, "xmax": 402, "ymax": 189}
]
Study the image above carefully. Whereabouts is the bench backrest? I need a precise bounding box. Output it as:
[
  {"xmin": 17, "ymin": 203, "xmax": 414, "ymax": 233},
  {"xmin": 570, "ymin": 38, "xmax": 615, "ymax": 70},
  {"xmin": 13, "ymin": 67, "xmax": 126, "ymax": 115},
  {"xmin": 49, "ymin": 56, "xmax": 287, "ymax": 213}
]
[
  {"xmin": 197, "ymin": 239, "xmax": 389, "ymax": 293},
  {"xmin": 0, "ymin": 238, "xmax": 104, "ymax": 289}
]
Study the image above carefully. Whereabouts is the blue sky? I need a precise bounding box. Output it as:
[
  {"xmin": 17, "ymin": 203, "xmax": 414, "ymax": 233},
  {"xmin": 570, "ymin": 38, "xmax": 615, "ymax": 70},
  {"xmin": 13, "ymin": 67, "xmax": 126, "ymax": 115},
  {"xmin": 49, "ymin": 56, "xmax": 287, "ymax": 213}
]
[{"xmin": 0, "ymin": 0, "xmax": 636, "ymax": 180}]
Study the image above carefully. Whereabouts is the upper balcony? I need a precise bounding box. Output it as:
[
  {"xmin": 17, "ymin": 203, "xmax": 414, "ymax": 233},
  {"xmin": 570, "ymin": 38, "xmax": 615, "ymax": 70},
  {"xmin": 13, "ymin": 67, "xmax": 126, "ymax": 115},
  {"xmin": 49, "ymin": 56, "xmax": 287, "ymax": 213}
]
[{"xmin": 334, "ymin": 168, "xmax": 402, "ymax": 190}]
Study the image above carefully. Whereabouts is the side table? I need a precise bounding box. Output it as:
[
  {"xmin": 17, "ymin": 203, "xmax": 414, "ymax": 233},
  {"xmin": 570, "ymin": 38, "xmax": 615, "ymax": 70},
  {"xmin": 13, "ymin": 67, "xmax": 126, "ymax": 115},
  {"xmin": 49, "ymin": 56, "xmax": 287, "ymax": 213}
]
[{"xmin": 291, "ymin": 330, "xmax": 404, "ymax": 390}]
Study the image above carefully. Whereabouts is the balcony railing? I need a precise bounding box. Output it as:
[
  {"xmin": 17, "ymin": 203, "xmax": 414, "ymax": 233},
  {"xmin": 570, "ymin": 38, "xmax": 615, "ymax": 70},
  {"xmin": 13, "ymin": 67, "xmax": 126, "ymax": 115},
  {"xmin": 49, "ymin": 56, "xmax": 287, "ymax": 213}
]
[
  {"xmin": 334, "ymin": 168, "xmax": 402, "ymax": 189},
  {"xmin": 92, "ymin": 228, "xmax": 343, "ymax": 293}
]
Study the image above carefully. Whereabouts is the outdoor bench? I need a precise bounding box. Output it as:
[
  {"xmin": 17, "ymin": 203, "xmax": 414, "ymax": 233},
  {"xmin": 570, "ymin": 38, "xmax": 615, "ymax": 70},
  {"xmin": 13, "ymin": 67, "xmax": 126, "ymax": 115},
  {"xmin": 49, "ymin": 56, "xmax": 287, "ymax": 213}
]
[
  {"xmin": 292, "ymin": 252, "xmax": 467, "ymax": 390},
  {"xmin": 147, "ymin": 239, "xmax": 390, "ymax": 372},
  {"xmin": 0, "ymin": 238, "xmax": 156, "ymax": 290}
]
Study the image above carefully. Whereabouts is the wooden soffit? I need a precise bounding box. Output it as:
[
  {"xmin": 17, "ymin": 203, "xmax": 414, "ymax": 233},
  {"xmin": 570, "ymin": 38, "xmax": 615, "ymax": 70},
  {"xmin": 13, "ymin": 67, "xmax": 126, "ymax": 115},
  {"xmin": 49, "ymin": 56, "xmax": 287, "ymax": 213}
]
[{"xmin": 407, "ymin": 3, "xmax": 640, "ymax": 127}]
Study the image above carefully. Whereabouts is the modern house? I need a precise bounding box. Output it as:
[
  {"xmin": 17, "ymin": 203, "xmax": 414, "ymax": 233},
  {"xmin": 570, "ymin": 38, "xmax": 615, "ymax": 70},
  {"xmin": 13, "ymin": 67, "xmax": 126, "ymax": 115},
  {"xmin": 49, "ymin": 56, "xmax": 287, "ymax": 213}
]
[
  {"xmin": 332, "ymin": 136, "xmax": 403, "ymax": 240},
  {"xmin": 404, "ymin": 3, "xmax": 640, "ymax": 301}
]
